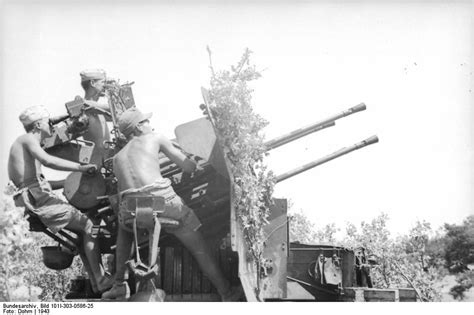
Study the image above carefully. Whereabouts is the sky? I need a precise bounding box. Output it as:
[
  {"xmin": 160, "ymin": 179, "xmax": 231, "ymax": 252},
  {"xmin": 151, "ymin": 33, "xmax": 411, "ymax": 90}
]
[{"xmin": 0, "ymin": 0, "xmax": 472, "ymax": 236}]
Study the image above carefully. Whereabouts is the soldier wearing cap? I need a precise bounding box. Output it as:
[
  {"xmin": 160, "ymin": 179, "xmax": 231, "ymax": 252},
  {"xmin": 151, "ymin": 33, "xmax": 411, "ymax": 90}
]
[
  {"xmin": 102, "ymin": 108, "xmax": 242, "ymax": 301},
  {"xmin": 80, "ymin": 69, "xmax": 109, "ymax": 109},
  {"xmin": 8, "ymin": 105, "xmax": 113, "ymax": 294},
  {"xmin": 78, "ymin": 69, "xmax": 113, "ymax": 165}
]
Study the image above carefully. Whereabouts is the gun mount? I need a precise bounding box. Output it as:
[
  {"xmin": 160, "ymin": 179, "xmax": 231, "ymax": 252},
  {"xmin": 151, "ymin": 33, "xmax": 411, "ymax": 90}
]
[{"xmin": 27, "ymin": 83, "xmax": 416, "ymax": 302}]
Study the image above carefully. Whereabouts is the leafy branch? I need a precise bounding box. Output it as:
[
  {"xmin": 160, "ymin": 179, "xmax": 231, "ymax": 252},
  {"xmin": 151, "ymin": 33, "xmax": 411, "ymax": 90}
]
[{"xmin": 206, "ymin": 48, "xmax": 276, "ymax": 281}]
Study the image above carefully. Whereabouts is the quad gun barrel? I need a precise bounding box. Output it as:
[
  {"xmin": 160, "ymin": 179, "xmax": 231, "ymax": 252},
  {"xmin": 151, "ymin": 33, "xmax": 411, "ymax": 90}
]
[
  {"xmin": 160, "ymin": 103, "xmax": 376, "ymax": 182},
  {"xmin": 275, "ymin": 135, "xmax": 379, "ymax": 182},
  {"xmin": 264, "ymin": 103, "xmax": 366, "ymax": 151}
]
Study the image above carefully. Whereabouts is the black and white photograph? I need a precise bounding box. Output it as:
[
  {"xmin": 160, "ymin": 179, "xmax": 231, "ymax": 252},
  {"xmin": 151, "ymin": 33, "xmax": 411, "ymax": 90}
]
[{"xmin": 0, "ymin": 0, "xmax": 472, "ymax": 308}]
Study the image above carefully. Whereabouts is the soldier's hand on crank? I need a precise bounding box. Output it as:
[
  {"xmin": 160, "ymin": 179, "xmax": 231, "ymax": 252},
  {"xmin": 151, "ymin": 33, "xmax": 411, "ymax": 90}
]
[
  {"xmin": 190, "ymin": 156, "xmax": 203, "ymax": 171},
  {"xmin": 195, "ymin": 164, "xmax": 204, "ymax": 173},
  {"xmin": 80, "ymin": 164, "xmax": 98, "ymax": 175}
]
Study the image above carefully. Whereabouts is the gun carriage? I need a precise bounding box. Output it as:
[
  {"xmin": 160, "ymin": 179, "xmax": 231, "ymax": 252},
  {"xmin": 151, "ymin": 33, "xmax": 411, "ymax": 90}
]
[{"xmin": 25, "ymin": 81, "xmax": 414, "ymax": 302}]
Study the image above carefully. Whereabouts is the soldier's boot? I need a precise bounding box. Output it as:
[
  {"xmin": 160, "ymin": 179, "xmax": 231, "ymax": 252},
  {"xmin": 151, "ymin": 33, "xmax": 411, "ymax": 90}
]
[
  {"xmin": 101, "ymin": 281, "xmax": 130, "ymax": 300},
  {"xmin": 96, "ymin": 274, "xmax": 114, "ymax": 293}
]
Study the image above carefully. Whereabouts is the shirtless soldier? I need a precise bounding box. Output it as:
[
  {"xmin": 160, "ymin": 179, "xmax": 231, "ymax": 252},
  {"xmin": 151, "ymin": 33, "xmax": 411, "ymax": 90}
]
[
  {"xmin": 8, "ymin": 105, "xmax": 113, "ymax": 294},
  {"xmin": 102, "ymin": 108, "xmax": 242, "ymax": 301},
  {"xmin": 79, "ymin": 69, "xmax": 112, "ymax": 165}
]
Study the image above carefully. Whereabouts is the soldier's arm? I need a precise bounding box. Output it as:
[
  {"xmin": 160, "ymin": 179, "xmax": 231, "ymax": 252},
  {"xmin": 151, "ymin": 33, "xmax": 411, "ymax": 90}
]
[
  {"xmin": 48, "ymin": 180, "xmax": 65, "ymax": 190},
  {"xmin": 24, "ymin": 136, "xmax": 96, "ymax": 173},
  {"xmin": 92, "ymin": 103, "xmax": 110, "ymax": 112},
  {"xmin": 84, "ymin": 99, "xmax": 110, "ymax": 111},
  {"xmin": 83, "ymin": 100, "xmax": 112, "ymax": 120},
  {"xmin": 158, "ymin": 134, "xmax": 196, "ymax": 173}
]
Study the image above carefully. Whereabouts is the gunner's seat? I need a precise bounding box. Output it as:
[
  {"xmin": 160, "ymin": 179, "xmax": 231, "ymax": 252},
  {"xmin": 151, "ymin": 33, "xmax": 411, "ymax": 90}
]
[
  {"xmin": 119, "ymin": 193, "xmax": 180, "ymax": 297},
  {"xmin": 119, "ymin": 193, "xmax": 181, "ymax": 234},
  {"xmin": 25, "ymin": 210, "xmax": 80, "ymax": 253}
]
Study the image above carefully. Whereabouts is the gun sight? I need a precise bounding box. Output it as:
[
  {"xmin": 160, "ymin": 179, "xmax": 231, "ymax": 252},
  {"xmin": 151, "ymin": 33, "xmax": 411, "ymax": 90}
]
[{"xmin": 49, "ymin": 114, "xmax": 70, "ymax": 126}]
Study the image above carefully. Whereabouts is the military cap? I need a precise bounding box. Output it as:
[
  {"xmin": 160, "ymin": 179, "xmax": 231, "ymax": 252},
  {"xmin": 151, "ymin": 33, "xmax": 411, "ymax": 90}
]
[
  {"xmin": 19, "ymin": 105, "xmax": 50, "ymax": 127},
  {"xmin": 80, "ymin": 69, "xmax": 106, "ymax": 82},
  {"xmin": 118, "ymin": 108, "xmax": 152, "ymax": 136}
]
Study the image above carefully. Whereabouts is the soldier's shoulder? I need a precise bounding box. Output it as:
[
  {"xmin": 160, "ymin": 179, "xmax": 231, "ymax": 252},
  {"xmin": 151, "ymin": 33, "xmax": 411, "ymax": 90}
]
[
  {"xmin": 152, "ymin": 132, "xmax": 169, "ymax": 141},
  {"xmin": 10, "ymin": 134, "xmax": 32, "ymax": 151},
  {"xmin": 16, "ymin": 133, "xmax": 34, "ymax": 143},
  {"xmin": 148, "ymin": 132, "xmax": 164, "ymax": 142}
]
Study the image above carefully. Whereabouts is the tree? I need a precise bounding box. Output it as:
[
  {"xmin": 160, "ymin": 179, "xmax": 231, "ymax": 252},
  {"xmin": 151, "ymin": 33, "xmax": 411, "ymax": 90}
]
[
  {"xmin": 342, "ymin": 214, "xmax": 443, "ymax": 301},
  {"xmin": 424, "ymin": 226, "xmax": 449, "ymax": 270},
  {"xmin": 441, "ymin": 216, "xmax": 474, "ymax": 300},
  {"xmin": 288, "ymin": 204, "xmax": 339, "ymax": 244},
  {"xmin": 402, "ymin": 220, "xmax": 432, "ymax": 271},
  {"xmin": 342, "ymin": 213, "xmax": 400, "ymax": 288},
  {"xmin": 288, "ymin": 210, "xmax": 317, "ymax": 244},
  {"xmin": 396, "ymin": 221, "xmax": 446, "ymax": 301},
  {"xmin": 443, "ymin": 216, "xmax": 474, "ymax": 269},
  {"xmin": 314, "ymin": 223, "xmax": 339, "ymax": 244}
]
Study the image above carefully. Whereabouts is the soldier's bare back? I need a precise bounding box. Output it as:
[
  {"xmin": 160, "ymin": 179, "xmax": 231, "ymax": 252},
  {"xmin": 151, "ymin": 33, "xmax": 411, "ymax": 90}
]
[{"xmin": 113, "ymin": 132, "xmax": 195, "ymax": 192}]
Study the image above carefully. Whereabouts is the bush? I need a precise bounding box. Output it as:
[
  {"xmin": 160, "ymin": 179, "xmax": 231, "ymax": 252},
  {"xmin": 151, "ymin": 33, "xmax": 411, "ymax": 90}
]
[
  {"xmin": 0, "ymin": 195, "xmax": 85, "ymax": 301},
  {"xmin": 207, "ymin": 48, "xmax": 275, "ymax": 270}
]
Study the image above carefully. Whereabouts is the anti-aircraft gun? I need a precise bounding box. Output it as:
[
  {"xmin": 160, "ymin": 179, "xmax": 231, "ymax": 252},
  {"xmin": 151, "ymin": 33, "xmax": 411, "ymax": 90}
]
[
  {"xmin": 151, "ymin": 89, "xmax": 380, "ymax": 301},
  {"xmin": 31, "ymin": 83, "xmax": 416, "ymax": 302}
]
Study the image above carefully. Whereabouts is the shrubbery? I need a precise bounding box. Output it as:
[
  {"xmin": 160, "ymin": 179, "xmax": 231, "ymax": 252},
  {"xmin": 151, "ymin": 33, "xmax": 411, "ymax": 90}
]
[
  {"xmin": 207, "ymin": 48, "xmax": 276, "ymax": 274},
  {"xmin": 0, "ymin": 195, "xmax": 85, "ymax": 301}
]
